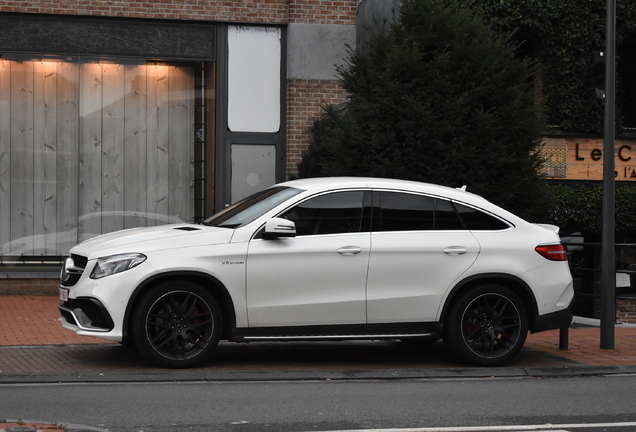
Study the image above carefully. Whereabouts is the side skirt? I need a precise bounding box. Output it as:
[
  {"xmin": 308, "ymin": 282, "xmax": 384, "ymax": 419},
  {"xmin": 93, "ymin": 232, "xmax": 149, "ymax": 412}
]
[{"xmin": 230, "ymin": 322, "xmax": 443, "ymax": 342}]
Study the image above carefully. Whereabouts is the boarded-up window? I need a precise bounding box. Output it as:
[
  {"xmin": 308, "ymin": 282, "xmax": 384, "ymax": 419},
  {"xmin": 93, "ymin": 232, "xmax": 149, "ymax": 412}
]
[{"xmin": 0, "ymin": 58, "xmax": 195, "ymax": 256}]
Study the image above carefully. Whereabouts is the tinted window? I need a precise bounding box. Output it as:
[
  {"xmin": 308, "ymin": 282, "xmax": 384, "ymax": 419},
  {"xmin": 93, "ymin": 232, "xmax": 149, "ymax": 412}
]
[
  {"xmin": 454, "ymin": 203, "xmax": 511, "ymax": 231},
  {"xmin": 436, "ymin": 199, "xmax": 464, "ymax": 230},
  {"xmin": 378, "ymin": 192, "xmax": 435, "ymax": 231},
  {"xmin": 204, "ymin": 186, "xmax": 302, "ymax": 228},
  {"xmin": 280, "ymin": 191, "xmax": 365, "ymax": 236}
]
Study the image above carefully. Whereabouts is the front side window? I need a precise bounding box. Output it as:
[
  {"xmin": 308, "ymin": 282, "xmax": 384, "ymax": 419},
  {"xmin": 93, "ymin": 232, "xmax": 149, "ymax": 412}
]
[{"xmin": 280, "ymin": 191, "xmax": 365, "ymax": 236}]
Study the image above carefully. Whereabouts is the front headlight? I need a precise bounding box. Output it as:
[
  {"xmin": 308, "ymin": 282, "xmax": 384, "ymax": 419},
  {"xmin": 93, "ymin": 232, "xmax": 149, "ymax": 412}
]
[{"xmin": 90, "ymin": 253, "xmax": 147, "ymax": 279}]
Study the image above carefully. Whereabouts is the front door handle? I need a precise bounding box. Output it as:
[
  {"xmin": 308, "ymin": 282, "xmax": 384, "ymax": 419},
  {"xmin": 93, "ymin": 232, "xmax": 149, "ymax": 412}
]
[
  {"xmin": 337, "ymin": 246, "xmax": 362, "ymax": 255},
  {"xmin": 443, "ymin": 246, "xmax": 468, "ymax": 255}
]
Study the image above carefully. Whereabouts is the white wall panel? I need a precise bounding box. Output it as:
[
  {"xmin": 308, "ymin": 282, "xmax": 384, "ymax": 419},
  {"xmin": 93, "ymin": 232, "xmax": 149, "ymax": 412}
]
[
  {"xmin": 228, "ymin": 26, "xmax": 281, "ymax": 133},
  {"xmin": 231, "ymin": 144, "xmax": 276, "ymax": 203}
]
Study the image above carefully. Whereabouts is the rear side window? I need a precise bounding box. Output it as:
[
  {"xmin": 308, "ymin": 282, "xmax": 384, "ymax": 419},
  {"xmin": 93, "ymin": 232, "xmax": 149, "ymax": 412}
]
[
  {"xmin": 377, "ymin": 192, "xmax": 435, "ymax": 231},
  {"xmin": 374, "ymin": 191, "xmax": 510, "ymax": 232},
  {"xmin": 436, "ymin": 199, "xmax": 464, "ymax": 230},
  {"xmin": 376, "ymin": 192, "xmax": 465, "ymax": 231},
  {"xmin": 454, "ymin": 203, "xmax": 511, "ymax": 231}
]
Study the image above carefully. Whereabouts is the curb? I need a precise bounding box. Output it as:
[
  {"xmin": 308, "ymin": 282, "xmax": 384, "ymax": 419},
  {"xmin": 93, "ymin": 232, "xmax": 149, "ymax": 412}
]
[{"xmin": 2, "ymin": 365, "xmax": 636, "ymax": 385}]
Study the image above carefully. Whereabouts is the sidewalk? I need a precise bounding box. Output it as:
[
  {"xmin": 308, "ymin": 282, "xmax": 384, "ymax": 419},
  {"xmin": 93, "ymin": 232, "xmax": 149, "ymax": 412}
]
[
  {"xmin": 3, "ymin": 295, "xmax": 636, "ymax": 374},
  {"xmin": 2, "ymin": 295, "xmax": 636, "ymax": 431}
]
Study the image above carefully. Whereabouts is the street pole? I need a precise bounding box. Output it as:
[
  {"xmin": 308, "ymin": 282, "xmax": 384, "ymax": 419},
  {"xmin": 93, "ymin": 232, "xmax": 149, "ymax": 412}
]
[{"xmin": 600, "ymin": 0, "xmax": 616, "ymax": 350}]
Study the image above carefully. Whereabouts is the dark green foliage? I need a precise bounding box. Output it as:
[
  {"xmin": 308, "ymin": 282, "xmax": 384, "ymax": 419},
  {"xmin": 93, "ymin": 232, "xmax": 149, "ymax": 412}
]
[
  {"xmin": 298, "ymin": 0, "xmax": 548, "ymax": 220},
  {"xmin": 547, "ymin": 182, "xmax": 636, "ymax": 240},
  {"xmin": 464, "ymin": 0, "xmax": 636, "ymax": 133}
]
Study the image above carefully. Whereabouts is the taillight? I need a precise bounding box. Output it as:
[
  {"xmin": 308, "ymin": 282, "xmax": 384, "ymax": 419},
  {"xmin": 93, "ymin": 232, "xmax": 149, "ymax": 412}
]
[{"xmin": 535, "ymin": 244, "xmax": 568, "ymax": 261}]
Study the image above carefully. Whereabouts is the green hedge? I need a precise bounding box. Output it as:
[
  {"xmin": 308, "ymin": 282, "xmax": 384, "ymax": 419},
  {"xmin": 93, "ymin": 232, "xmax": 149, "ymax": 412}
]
[
  {"xmin": 546, "ymin": 182, "xmax": 636, "ymax": 240},
  {"xmin": 463, "ymin": 0, "xmax": 636, "ymax": 133}
]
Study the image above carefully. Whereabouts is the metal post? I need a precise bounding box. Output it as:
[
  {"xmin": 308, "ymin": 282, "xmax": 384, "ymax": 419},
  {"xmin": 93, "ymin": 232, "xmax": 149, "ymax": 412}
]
[
  {"xmin": 559, "ymin": 326, "xmax": 569, "ymax": 350},
  {"xmin": 600, "ymin": 0, "xmax": 616, "ymax": 350}
]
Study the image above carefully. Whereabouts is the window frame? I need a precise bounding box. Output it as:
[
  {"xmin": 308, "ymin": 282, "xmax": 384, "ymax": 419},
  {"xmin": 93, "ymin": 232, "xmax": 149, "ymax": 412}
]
[
  {"xmin": 370, "ymin": 189, "xmax": 513, "ymax": 233},
  {"xmin": 275, "ymin": 189, "xmax": 372, "ymax": 237}
]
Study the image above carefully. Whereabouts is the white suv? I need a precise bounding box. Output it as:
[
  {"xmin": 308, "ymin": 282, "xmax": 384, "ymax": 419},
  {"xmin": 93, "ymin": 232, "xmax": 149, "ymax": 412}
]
[{"xmin": 59, "ymin": 177, "xmax": 573, "ymax": 368}]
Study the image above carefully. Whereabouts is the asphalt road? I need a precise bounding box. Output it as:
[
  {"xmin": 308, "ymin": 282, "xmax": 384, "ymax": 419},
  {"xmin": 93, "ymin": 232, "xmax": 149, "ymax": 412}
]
[{"xmin": 2, "ymin": 374, "xmax": 636, "ymax": 432}]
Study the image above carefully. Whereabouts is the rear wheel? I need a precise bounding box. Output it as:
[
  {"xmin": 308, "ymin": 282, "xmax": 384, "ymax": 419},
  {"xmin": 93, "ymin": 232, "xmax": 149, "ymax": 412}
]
[
  {"xmin": 132, "ymin": 281, "xmax": 221, "ymax": 368},
  {"xmin": 444, "ymin": 284, "xmax": 528, "ymax": 366}
]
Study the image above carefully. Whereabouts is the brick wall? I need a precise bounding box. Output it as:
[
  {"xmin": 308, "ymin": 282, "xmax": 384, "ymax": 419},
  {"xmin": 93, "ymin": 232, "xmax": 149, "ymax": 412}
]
[
  {"xmin": 617, "ymin": 297, "xmax": 636, "ymax": 324},
  {"xmin": 0, "ymin": 0, "xmax": 290, "ymax": 23},
  {"xmin": 286, "ymin": 79, "xmax": 348, "ymax": 177},
  {"xmin": 290, "ymin": 0, "xmax": 357, "ymax": 25},
  {"xmin": 286, "ymin": 1, "xmax": 356, "ymax": 176},
  {"xmin": 0, "ymin": 0, "xmax": 357, "ymax": 25}
]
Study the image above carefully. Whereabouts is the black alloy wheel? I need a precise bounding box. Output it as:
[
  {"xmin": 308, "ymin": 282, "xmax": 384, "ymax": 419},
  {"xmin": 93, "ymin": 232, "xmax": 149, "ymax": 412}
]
[
  {"xmin": 444, "ymin": 284, "xmax": 528, "ymax": 366},
  {"xmin": 133, "ymin": 281, "xmax": 221, "ymax": 368}
]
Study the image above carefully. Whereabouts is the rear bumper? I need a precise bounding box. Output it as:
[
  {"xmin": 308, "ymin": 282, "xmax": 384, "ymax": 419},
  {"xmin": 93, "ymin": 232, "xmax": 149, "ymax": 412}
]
[{"xmin": 531, "ymin": 301, "xmax": 573, "ymax": 333}]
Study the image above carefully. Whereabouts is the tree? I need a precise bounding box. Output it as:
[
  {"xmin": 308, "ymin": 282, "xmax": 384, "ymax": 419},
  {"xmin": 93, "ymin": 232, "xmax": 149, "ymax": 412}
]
[
  {"xmin": 464, "ymin": 0, "xmax": 636, "ymax": 133},
  {"xmin": 297, "ymin": 0, "xmax": 548, "ymax": 220}
]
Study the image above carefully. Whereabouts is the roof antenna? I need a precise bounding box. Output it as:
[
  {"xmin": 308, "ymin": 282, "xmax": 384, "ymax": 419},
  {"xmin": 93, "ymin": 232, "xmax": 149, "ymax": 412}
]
[{"xmin": 458, "ymin": 185, "xmax": 467, "ymax": 191}]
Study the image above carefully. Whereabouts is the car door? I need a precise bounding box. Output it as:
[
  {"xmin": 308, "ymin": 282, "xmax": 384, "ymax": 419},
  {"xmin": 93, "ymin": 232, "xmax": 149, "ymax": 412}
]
[
  {"xmin": 366, "ymin": 191, "xmax": 480, "ymax": 323},
  {"xmin": 246, "ymin": 190, "xmax": 371, "ymax": 327}
]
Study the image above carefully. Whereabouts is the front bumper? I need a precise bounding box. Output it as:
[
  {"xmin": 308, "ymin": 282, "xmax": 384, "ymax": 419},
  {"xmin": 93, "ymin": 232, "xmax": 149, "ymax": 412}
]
[{"xmin": 58, "ymin": 298, "xmax": 115, "ymax": 332}]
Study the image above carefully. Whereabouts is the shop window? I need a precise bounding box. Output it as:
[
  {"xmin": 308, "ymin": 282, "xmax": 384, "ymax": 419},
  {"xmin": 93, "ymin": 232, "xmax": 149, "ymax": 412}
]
[{"xmin": 0, "ymin": 57, "xmax": 201, "ymax": 259}]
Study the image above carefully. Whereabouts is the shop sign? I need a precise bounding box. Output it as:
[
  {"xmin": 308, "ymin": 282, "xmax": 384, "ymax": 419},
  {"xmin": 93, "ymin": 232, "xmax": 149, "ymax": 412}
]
[{"xmin": 538, "ymin": 138, "xmax": 636, "ymax": 181}]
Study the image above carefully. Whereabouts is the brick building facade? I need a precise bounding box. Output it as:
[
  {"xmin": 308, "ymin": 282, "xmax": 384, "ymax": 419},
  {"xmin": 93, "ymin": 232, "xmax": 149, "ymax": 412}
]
[{"xmin": 0, "ymin": 0, "xmax": 356, "ymax": 291}]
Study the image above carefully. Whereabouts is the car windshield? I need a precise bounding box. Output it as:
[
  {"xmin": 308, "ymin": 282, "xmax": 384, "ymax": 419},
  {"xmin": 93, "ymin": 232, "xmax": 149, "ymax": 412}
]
[{"xmin": 203, "ymin": 186, "xmax": 303, "ymax": 228}]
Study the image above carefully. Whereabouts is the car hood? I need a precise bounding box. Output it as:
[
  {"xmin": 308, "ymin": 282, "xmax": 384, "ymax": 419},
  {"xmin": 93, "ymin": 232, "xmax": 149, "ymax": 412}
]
[{"xmin": 70, "ymin": 224, "xmax": 235, "ymax": 260}]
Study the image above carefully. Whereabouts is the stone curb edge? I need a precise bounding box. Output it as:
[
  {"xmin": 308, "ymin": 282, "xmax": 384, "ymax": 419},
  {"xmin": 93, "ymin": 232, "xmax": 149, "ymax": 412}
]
[{"xmin": 2, "ymin": 365, "xmax": 636, "ymax": 384}]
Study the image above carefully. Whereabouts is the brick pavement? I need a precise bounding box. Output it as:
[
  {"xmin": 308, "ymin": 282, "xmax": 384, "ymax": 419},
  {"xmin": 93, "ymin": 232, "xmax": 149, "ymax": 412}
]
[
  {"xmin": 2, "ymin": 294, "xmax": 636, "ymax": 431},
  {"xmin": 0, "ymin": 295, "xmax": 105, "ymax": 346},
  {"xmin": 3, "ymin": 294, "xmax": 636, "ymax": 372}
]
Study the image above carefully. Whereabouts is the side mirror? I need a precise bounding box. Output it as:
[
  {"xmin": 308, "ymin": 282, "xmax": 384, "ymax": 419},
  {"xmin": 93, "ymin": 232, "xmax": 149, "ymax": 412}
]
[{"xmin": 263, "ymin": 217, "xmax": 297, "ymax": 239}]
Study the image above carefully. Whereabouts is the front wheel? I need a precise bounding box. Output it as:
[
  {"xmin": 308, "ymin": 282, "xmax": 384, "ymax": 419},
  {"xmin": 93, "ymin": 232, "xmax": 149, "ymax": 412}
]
[
  {"xmin": 444, "ymin": 284, "xmax": 528, "ymax": 367},
  {"xmin": 132, "ymin": 281, "xmax": 222, "ymax": 368}
]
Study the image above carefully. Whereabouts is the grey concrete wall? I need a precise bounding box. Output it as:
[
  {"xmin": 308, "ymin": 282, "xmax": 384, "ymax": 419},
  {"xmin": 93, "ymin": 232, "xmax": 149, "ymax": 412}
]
[
  {"xmin": 357, "ymin": 0, "xmax": 401, "ymax": 50},
  {"xmin": 287, "ymin": 23, "xmax": 356, "ymax": 80},
  {"xmin": 287, "ymin": 0, "xmax": 402, "ymax": 80}
]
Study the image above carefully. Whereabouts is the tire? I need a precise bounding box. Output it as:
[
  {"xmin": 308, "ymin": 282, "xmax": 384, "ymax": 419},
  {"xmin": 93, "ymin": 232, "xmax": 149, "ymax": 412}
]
[
  {"xmin": 443, "ymin": 284, "xmax": 528, "ymax": 367},
  {"xmin": 132, "ymin": 281, "xmax": 222, "ymax": 368}
]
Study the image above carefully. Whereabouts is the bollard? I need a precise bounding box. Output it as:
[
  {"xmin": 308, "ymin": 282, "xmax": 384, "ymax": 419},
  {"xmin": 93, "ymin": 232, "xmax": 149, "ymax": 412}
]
[{"xmin": 559, "ymin": 326, "xmax": 569, "ymax": 350}]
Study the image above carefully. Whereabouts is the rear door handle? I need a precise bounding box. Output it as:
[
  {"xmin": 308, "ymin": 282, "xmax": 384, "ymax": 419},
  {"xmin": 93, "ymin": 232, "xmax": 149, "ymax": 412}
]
[
  {"xmin": 337, "ymin": 246, "xmax": 362, "ymax": 255},
  {"xmin": 443, "ymin": 246, "xmax": 468, "ymax": 255}
]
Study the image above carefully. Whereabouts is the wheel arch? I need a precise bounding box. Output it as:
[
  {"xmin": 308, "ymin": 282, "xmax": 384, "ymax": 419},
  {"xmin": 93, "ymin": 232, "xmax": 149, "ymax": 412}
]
[
  {"xmin": 122, "ymin": 271, "xmax": 237, "ymax": 343},
  {"xmin": 440, "ymin": 273, "xmax": 540, "ymax": 331}
]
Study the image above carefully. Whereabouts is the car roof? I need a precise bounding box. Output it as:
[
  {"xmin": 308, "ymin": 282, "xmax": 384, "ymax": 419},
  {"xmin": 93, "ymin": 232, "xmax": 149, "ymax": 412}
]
[
  {"xmin": 277, "ymin": 177, "xmax": 478, "ymax": 202},
  {"xmin": 275, "ymin": 177, "xmax": 521, "ymax": 222}
]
